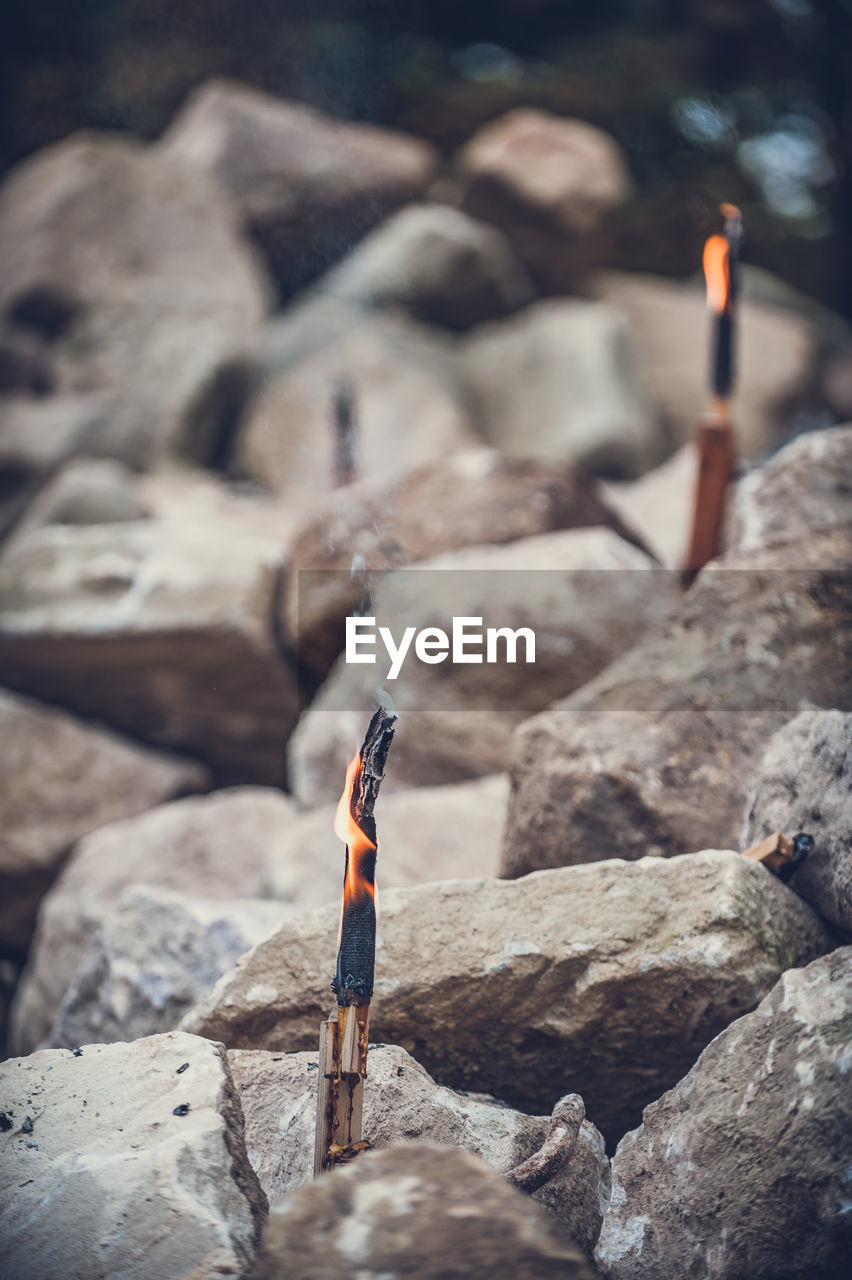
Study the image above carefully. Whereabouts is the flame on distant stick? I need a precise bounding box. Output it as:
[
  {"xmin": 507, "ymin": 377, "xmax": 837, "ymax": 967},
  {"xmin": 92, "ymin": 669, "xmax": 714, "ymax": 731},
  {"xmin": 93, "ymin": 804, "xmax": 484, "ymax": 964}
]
[
  {"xmin": 702, "ymin": 203, "xmax": 743, "ymax": 404},
  {"xmin": 703, "ymin": 234, "xmax": 731, "ymax": 314},
  {"xmin": 683, "ymin": 203, "xmax": 743, "ymax": 581}
]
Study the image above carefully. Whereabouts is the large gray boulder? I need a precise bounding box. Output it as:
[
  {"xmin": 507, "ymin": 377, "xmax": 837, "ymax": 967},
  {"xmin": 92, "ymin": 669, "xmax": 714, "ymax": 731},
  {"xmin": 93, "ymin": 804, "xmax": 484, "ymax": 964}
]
[
  {"xmin": 737, "ymin": 263, "xmax": 852, "ymax": 423},
  {"xmin": 0, "ymin": 131, "xmax": 269, "ymax": 469},
  {"xmin": 288, "ymin": 527, "xmax": 674, "ymax": 806},
  {"xmin": 252, "ymin": 1144, "xmax": 596, "ymax": 1280},
  {"xmin": 160, "ymin": 79, "xmax": 437, "ymax": 300},
  {"xmin": 0, "ymin": 499, "xmax": 298, "ymax": 785},
  {"xmin": 0, "ymin": 394, "xmax": 114, "ymax": 538},
  {"xmin": 600, "ymin": 442, "xmax": 698, "ymax": 569},
  {"xmin": 47, "ymin": 885, "xmax": 285, "ymax": 1050},
  {"xmin": 729, "ymin": 423, "xmax": 852, "ymax": 550},
  {"xmin": 282, "ymin": 447, "xmax": 648, "ymax": 684},
  {"xmin": 501, "ymin": 525, "xmax": 852, "ymax": 878},
  {"xmin": 45, "ymin": 778, "xmax": 507, "ymax": 1049},
  {"xmin": 11, "ymin": 457, "xmax": 304, "ymax": 549},
  {"xmin": 10, "ymin": 456, "xmax": 152, "ymax": 540},
  {"xmin": 456, "ymin": 108, "xmax": 629, "ymax": 295},
  {"xmin": 0, "ymin": 1032, "xmax": 267, "ymax": 1280},
  {"xmin": 11, "ymin": 787, "xmax": 297, "ymax": 1056},
  {"xmin": 259, "ymin": 295, "xmax": 374, "ymax": 380},
  {"xmin": 264, "ymin": 774, "xmax": 507, "ymax": 901},
  {"xmin": 233, "ymin": 311, "xmax": 478, "ymax": 511},
  {"xmin": 742, "ymin": 709, "xmax": 852, "ymax": 932},
  {"xmin": 316, "ymin": 202, "xmax": 534, "ymax": 329},
  {"xmin": 0, "ymin": 322, "xmax": 55, "ymax": 394},
  {"xmin": 0, "ymin": 689, "xmax": 207, "ymax": 956},
  {"xmin": 292, "ymin": 704, "xmax": 515, "ymax": 807},
  {"xmin": 459, "ymin": 298, "xmax": 663, "ymax": 479},
  {"xmin": 230, "ymin": 1043, "xmax": 609, "ymax": 1258},
  {"xmin": 182, "ymin": 850, "xmax": 831, "ymax": 1147},
  {"xmin": 595, "ymin": 948, "xmax": 852, "ymax": 1280}
]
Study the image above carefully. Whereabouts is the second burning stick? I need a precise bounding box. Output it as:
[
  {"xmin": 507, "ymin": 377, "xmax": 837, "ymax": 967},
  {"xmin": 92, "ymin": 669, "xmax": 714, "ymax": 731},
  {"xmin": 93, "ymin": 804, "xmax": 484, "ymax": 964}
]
[{"xmin": 314, "ymin": 707, "xmax": 397, "ymax": 1175}]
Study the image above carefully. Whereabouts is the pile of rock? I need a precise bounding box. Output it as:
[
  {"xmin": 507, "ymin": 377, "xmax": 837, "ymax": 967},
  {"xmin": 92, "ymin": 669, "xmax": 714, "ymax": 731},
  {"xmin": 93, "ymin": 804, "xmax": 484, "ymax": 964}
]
[{"xmin": 1, "ymin": 76, "xmax": 851, "ymax": 1279}]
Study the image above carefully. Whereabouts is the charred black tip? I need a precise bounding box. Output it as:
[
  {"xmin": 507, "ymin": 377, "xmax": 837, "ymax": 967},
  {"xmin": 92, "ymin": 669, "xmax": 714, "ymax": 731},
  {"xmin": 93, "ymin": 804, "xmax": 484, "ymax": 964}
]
[
  {"xmin": 712, "ymin": 310, "xmax": 734, "ymax": 398},
  {"xmin": 331, "ymin": 974, "xmax": 374, "ymax": 1003}
]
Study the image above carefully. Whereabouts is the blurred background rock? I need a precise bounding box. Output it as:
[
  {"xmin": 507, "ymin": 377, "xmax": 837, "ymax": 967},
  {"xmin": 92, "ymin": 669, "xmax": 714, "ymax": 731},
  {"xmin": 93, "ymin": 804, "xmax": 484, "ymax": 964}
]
[{"xmin": 2, "ymin": 0, "xmax": 851, "ymax": 317}]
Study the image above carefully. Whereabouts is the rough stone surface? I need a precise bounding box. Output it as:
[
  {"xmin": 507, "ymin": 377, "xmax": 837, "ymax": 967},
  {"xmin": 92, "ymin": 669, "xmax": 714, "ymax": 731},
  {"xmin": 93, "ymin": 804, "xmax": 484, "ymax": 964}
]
[
  {"xmin": 48, "ymin": 885, "xmax": 286, "ymax": 1050},
  {"xmin": 161, "ymin": 79, "xmax": 437, "ymax": 300},
  {"xmin": 600, "ymin": 442, "xmax": 699, "ymax": 569},
  {"xmin": 739, "ymin": 262, "xmax": 852, "ymax": 339},
  {"xmin": 283, "ymin": 447, "xmax": 648, "ymax": 683},
  {"xmin": 183, "ymin": 850, "xmax": 831, "ymax": 1147},
  {"xmin": 730, "ymin": 423, "xmax": 852, "ymax": 550},
  {"xmin": 0, "ymin": 131, "xmax": 269, "ymax": 469},
  {"xmin": 259, "ymin": 295, "xmax": 372, "ymax": 381},
  {"xmin": 12, "ymin": 457, "xmax": 152, "ymax": 539},
  {"xmin": 0, "ymin": 506, "xmax": 298, "ymax": 784},
  {"xmin": 233, "ymin": 313, "xmax": 477, "ymax": 511},
  {"xmin": 288, "ymin": 527, "xmax": 675, "ymax": 806},
  {"xmin": 501, "ymin": 526, "xmax": 852, "ymax": 878},
  {"xmin": 457, "ymin": 108, "xmax": 629, "ymax": 294},
  {"xmin": 132, "ymin": 465, "xmax": 306, "ymax": 544},
  {"xmin": 742, "ymin": 709, "xmax": 852, "ymax": 933},
  {"xmin": 460, "ymin": 299, "xmax": 663, "ymax": 479},
  {"xmin": 594, "ymin": 270, "xmax": 819, "ymax": 458},
  {"xmin": 11, "ymin": 787, "xmax": 296, "ymax": 1056},
  {"xmin": 0, "ymin": 1032, "xmax": 267, "ymax": 1280},
  {"xmin": 290, "ymin": 708, "xmax": 514, "ymax": 810},
  {"xmin": 9, "ymin": 457, "xmax": 305, "ymax": 550},
  {"xmin": 595, "ymin": 948, "xmax": 852, "ymax": 1280},
  {"xmin": 265, "ymin": 774, "xmax": 507, "ymax": 901},
  {"xmin": 0, "ymin": 689, "xmax": 208, "ymax": 956},
  {"xmin": 230, "ymin": 1043, "xmax": 609, "ymax": 1258},
  {"xmin": 0, "ymin": 392, "xmax": 112, "ymax": 523},
  {"xmin": 39, "ymin": 777, "xmax": 506, "ymax": 1047},
  {"xmin": 0, "ymin": 392, "xmax": 96, "ymax": 475},
  {"xmin": 316, "ymin": 201, "xmax": 535, "ymax": 329},
  {"xmin": 0, "ymin": 324, "xmax": 55, "ymax": 394},
  {"xmin": 252, "ymin": 1143, "xmax": 597, "ymax": 1280},
  {"xmin": 736, "ymin": 265, "xmax": 852, "ymax": 422}
]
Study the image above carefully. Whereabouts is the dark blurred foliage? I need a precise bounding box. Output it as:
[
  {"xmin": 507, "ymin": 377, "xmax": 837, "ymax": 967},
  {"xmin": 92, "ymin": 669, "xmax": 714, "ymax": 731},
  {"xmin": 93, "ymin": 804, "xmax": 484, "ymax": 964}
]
[{"xmin": 2, "ymin": 0, "xmax": 851, "ymax": 314}]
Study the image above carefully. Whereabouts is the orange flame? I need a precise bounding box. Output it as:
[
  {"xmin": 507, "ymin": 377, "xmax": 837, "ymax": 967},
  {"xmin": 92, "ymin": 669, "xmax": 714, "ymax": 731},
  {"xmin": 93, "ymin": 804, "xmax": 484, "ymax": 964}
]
[
  {"xmin": 334, "ymin": 752, "xmax": 376, "ymax": 906},
  {"xmin": 703, "ymin": 234, "xmax": 730, "ymax": 314}
]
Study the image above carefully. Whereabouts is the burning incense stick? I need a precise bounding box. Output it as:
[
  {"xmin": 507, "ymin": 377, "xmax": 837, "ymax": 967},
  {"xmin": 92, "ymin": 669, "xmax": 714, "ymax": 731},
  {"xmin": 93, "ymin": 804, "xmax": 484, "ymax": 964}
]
[
  {"xmin": 314, "ymin": 707, "xmax": 397, "ymax": 1175},
  {"xmin": 683, "ymin": 203, "xmax": 744, "ymax": 582},
  {"xmin": 333, "ymin": 378, "xmax": 358, "ymax": 488},
  {"xmin": 705, "ymin": 202, "xmax": 744, "ymax": 417}
]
